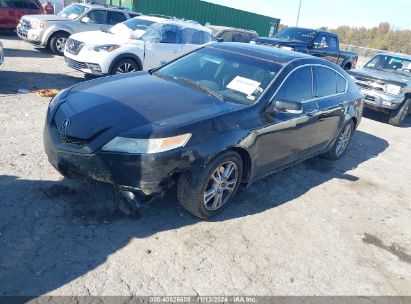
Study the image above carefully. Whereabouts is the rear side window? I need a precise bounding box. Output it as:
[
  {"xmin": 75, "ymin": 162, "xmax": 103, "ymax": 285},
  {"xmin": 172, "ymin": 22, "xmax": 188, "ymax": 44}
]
[
  {"xmin": 107, "ymin": 11, "xmax": 127, "ymax": 25},
  {"xmin": 232, "ymin": 32, "xmax": 246, "ymax": 42},
  {"xmin": 328, "ymin": 36, "xmax": 338, "ymax": 49},
  {"xmin": 315, "ymin": 66, "xmax": 337, "ymax": 97},
  {"xmin": 276, "ymin": 66, "xmax": 313, "ymax": 102},
  {"xmin": 182, "ymin": 28, "xmax": 214, "ymax": 45},
  {"xmin": 336, "ymin": 73, "xmax": 347, "ymax": 93}
]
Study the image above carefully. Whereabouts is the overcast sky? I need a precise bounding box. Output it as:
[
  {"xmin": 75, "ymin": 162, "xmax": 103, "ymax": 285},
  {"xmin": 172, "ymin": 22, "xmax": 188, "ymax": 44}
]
[{"xmin": 206, "ymin": 0, "xmax": 411, "ymax": 30}]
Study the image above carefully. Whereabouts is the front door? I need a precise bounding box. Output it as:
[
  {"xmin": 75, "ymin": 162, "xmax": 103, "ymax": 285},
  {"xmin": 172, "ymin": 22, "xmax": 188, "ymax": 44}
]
[
  {"xmin": 143, "ymin": 24, "xmax": 183, "ymax": 69},
  {"xmin": 78, "ymin": 10, "xmax": 110, "ymax": 33},
  {"xmin": 254, "ymin": 66, "xmax": 319, "ymax": 177}
]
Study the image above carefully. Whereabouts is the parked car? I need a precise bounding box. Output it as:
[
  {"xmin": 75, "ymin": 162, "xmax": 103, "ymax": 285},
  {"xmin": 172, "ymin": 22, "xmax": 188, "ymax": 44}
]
[
  {"xmin": 207, "ymin": 25, "xmax": 258, "ymax": 43},
  {"xmin": 64, "ymin": 18, "xmax": 215, "ymax": 75},
  {"xmin": 349, "ymin": 52, "xmax": 411, "ymax": 126},
  {"xmin": 253, "ymin": 27, "xmax": 358, "ymax": 70},
  {"xmin": 0, "ymin": 40, "xmax": 4, "ymax": 65},
  {"xmin": 0, "ymin": 0, "xmax": 43, "ymax": 30},
  {"xmin": 16, "ymin": 3, "xmax": 140, "ymax": 55},
  {"xmin": 44, "ymin": 43, "xmax": 363, "ymax": 219}
]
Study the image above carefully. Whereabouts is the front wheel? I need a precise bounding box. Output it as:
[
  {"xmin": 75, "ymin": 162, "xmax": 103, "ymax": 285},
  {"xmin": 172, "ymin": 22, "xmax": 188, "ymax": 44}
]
[
  {"xmin": 323, "ymin": 120, "xmax": 355, "ymax": 160},
  {"xmin": 49, "ymin": 32, "xmax": 69, "ymax": 56},
  {"xmin": 111, "ymin": 59, "xmax": 140, "ymax": 75},
  {"xmin": 177, "ymin": 151, "xmax": 243, "ymax": 219},
  {"xmin": 388, "ymin": 99, "xmax": 410, "ymax": 127}
]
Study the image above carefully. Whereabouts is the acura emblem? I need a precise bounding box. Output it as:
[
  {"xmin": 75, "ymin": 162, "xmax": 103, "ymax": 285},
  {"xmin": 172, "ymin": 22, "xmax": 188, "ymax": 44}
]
[{"xmin": 61, "ymin": 118, "xmax": 71, "ymax": 132}]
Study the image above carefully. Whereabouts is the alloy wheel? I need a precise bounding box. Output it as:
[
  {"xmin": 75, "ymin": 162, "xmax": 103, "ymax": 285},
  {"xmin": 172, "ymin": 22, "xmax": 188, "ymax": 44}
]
[
  {"xmin": 116, "ymin": 63, "xmax": 136, "ymax": 74},
  {"xmin": 335, "ymin": 124, "xmax": 352, "ymax": 156},
  {"xmin": 203, "ymin": 161, "xmax": 239, "ymax": 211},
  {"xmin": 56, "ymin": 37, "xmax": 67, "ymax": 53}
]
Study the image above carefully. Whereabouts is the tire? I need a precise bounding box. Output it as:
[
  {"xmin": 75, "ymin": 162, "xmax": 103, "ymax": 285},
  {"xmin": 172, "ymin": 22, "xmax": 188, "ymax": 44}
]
[
  {"xmin": 343, "ymin": 63, "xmax": 352, "ymax": 70},
  {"xmin": 177, "ymin": 151, "xmax": 243, "ymax": 219},
  {"xmin": 49, "ymin": 32, "xmax": 69, "ymax": 56},
  {"xmin": 388, "ymin": 99, "xmax": 411, "ymax": 127},
  {"xmin": 323, "ymin": 120, "xmax": 355, "ymax": 161},
  {"xmin": 111, "ymin": 58, "xmax": 140, "ymax": 75}
]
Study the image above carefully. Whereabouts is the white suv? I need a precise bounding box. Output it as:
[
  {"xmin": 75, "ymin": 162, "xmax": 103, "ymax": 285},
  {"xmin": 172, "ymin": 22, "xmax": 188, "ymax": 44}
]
[{"xmin": 64, "ymin": 16, "xmax": 215, "ymax": 75}]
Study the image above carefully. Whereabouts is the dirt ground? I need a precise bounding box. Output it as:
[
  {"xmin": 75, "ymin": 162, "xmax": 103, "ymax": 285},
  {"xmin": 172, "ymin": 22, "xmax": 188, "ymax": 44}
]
[{"xmin": 0, "ymin": 33, "xmax": 410, "ymax": 297}]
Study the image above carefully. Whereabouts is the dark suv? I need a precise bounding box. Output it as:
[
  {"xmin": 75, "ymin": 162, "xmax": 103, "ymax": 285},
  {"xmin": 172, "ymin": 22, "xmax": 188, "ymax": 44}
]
[
  {"xmin": 207, "ymin": 25, "xmax": 258, "ymax": 43},
  {"xmin": 0, "ymin": 0, "xmax": 43, "ymax": 30}
]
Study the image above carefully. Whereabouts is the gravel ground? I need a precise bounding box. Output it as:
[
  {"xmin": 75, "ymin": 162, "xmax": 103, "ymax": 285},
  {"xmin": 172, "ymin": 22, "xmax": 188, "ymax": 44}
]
[{"xmin": 0, "ymin": 33, "xmax": 410, "ymax": 297}]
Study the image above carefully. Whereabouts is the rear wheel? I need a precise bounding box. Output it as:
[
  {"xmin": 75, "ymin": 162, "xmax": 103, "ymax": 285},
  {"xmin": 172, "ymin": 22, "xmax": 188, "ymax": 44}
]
[
  {"xmin": 324, "ymin": 120, "xmax": 355, "ymax": 160},
  {"xmin": 388, "ymin": 99, "xmax": 410, "ymax": 127},
  {"xmin": 111, "ymin": 58, "xmax": 140, "ymax": 75},
  {"xmin": 177, "ymin": 151, "xmax": 243, "ymax": 219},
  {"xmin": 49, "ymin": 32, "xmax": 69, "ymax": 56}
]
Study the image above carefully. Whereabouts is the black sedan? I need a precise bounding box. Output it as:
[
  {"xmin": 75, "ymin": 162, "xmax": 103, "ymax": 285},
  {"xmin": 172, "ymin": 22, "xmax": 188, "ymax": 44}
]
[{"xmin": 44, "ymin": 43, "xmax": 364, "ymax": 219}]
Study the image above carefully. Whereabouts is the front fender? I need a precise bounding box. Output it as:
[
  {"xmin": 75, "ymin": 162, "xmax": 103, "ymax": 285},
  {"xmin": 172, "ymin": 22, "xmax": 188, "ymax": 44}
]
[
  {"xmin": 108, "ymin": 52, "xmax": 144, "ymax": 73},
  {"xmin": 42, "ymin": 24, "xmax": 75, "ymax": 45}
]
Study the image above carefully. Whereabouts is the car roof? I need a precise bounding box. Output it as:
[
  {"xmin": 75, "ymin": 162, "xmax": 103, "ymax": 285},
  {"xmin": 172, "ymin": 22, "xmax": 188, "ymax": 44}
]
[
  {"xmin": 136, "ymin": 15, "xmax": 167, "ymax": 23},
  {"xmin": 79, "ymin": 3, "xmax": 136, "ymax": 13},
  {"xmin": 376, "ymin": 52, "xmax": 411, "ymax": 60},
  {"xmin": 278, "ymin": 27, "xmax": 337, "ymax": 36},
  {"xmin": 207, "ymin": 42, "xmax": 312, "ymax": 64},
  {"xmin": 157, "ymin": 19, "xmax": 211, "ymax": 32},
  {"xmin": 206, "ymin": 25, "xmax": 257, "ymax": 34}
]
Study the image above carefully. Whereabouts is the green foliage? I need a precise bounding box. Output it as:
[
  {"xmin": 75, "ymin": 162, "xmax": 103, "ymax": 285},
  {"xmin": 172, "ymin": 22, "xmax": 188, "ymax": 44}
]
[{"xmin": 330, "ymin": 23, "xmax": 411, "ymax": 54}]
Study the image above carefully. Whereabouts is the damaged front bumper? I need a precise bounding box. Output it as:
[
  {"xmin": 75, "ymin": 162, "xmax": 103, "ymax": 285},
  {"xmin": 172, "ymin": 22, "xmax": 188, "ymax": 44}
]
[{"xmin": 43, "ymin": 124, "xmax": 187, "ymax": 196}]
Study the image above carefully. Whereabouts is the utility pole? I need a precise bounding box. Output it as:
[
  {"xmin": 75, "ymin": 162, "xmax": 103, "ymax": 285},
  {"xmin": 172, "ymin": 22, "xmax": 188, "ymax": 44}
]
[{"xmin": 296, "ymin": 0, "xmax": 302, "ymax": 26}]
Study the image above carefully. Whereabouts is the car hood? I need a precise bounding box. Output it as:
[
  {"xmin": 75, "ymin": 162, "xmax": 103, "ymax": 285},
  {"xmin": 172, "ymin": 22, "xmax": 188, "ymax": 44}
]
[
  {"xmin": 69, "ymin": 31, "xmax": 131, "ymax": 46},
  {"xmin": 22, "ymin": 14, "xmax": 69, "ymax": 22},
  {"xmin": 255, "ymin": 37, "xmax": 307, "ymax": 47},
  {"xmin": 55, "ymin": 72, "xmax": 241, "ymax": 140},
  {"xmin": 350, "ymin": 68, "xmax": 410, "ymax": 86}
]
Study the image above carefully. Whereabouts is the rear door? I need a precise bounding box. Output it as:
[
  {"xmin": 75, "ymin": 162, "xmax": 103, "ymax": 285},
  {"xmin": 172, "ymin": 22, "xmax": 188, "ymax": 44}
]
[
  {"xmin": 106, "ymin": 10, "xmax": 127, "ymax": 26},
  {"xmin": 254, "ymin": 66, "xmax": 319, "ymax": 176},
  {"xmin": 310, "ymin": 66, "xmax": 347, "ymax": 151}
]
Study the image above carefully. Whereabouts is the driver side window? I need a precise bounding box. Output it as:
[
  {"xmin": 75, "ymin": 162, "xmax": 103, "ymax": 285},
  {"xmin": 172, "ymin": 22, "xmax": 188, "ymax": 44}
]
[
  {"xmin": 276, "ymin": 66, "xmax": 313, "ymax": 102},
  {"xmin": 160, "ymin": 25, "xmax": 181, "ymax": 44},
  {"xmin": 313, "ymin": 34, "xmax": 328, "ymax": 49},
  {"xmin": 85, "ymin": 10, "xmax": 106, "ymax": 24}
]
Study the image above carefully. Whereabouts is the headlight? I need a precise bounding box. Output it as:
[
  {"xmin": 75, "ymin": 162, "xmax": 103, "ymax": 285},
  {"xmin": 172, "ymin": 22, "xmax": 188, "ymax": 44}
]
[
  {"xmin": 31, "ymin": 21, "xmax": 45, "ymax": 29},
  {"xmin": 101, "ymin": 134, "xmax": 192, "ymax": 154},
  {"xmin": 385, "ymin": 84, "xmax": 402, "ymax": 95},
  {"xmin": 48, "ymin": 88, "xmax": 67, "ymax": 113},
  {"xmin": 93, "ymin": 44, "xmax": 120, "ymax": 52}
]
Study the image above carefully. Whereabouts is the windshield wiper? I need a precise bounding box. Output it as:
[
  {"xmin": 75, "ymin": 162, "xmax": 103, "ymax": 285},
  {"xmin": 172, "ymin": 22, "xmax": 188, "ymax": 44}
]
[{"xmin": 174, "ymin": 77, "xmax": 225, "ymax": 101}]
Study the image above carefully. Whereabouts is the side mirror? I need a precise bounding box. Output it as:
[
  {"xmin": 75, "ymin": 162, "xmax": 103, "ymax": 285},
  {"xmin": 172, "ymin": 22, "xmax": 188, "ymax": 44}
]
[
  {"xmin": 266, "ymin": 100, "xmax": 303, "ymax": 115},
  {"xmin": 81, "ymin": 16, "xmax": 91, "ymax": 24},
  {"xmin": 217, "ymin": 37, "xmax": 224, "ymax": 43}
]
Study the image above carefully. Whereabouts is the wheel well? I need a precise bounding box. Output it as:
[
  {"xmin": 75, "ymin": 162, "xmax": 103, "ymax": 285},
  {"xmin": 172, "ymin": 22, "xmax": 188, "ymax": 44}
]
[
  {"xmin": 111, "ymin": 56, "xmax": 142, "ymax": 74},
  {"xmin": 47, "ymin": 30, "xmax": 70, "ymax": 47},
  {"xmin": 344, "ymin": 62, "xmax": 352, "ymax": 70},
  {"xmin": 229, "ymin": 147, "xmax": 252, "ymax": 183},
  {"xmin": 351, "ymin": 117, "xmax": 358, "ymax": 128}
]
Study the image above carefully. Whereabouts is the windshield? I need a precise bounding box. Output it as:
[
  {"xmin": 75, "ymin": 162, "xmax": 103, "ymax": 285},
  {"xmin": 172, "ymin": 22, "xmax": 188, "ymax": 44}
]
[
  {"xmin": 58, "ymin": 4, "xmax": 87, "ymax": 20},
  {"xmin": 274, "ymin": 28, "xmax": 317, "ymax": 43},
  {"xmin": 365, "ymin": 55, "xmax": 411, "ymax": 77},
  {"xmin": 109, "ymin": 17, "xmax": 155, "ymax": 36},
  {"xmin": 154, "ymin": 47, "xmax": 281, "ymax": 105}
]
